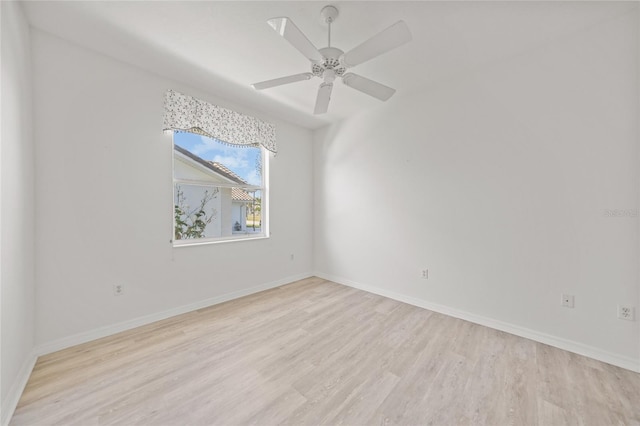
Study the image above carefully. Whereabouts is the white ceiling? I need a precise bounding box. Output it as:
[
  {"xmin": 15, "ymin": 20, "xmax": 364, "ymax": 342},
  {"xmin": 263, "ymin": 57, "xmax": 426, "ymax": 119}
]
[{"xmin": 23, "ymin": 1, "xmax": 636, "ymax": 129}]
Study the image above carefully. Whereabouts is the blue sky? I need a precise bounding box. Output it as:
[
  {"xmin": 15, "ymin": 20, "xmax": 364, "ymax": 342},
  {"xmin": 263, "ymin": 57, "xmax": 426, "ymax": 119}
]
[{"xmin": 174, "ymin": 132, "xmax": 262, "ymax": 185}]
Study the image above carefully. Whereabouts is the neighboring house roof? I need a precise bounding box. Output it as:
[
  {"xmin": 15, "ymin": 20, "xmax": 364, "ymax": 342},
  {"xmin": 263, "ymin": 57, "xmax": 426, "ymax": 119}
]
[
  {"xmin": 231, "ymin": 187, "xmax": 254, "ymax": 202},
  {"xmin": 174, "ymin": 144, "xmax": 254, "ymax": 203},
  {"xmin": 209, "ymin": 161, "xmax": 247, "ymax": 185},
  {"xmin": 174, "ymin": 145, "xmax": 244, "ymax": 184}
]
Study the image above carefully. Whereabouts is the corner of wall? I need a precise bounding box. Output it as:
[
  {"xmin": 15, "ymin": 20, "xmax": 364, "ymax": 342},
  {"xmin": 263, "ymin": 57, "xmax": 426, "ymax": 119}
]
[
  {"xmin": 1, "ymin": 1, "xmax": 37, "ymax": 423},
  {"xmin": 0, "ymin": 353, "xmax": 37, "ymax": 426}
]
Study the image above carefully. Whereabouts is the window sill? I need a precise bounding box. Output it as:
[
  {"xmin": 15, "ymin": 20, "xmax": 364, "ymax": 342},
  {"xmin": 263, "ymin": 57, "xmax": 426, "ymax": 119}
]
[{"xmin": 172, "ymin": 233, "xmax": 269, "ymax": 248}]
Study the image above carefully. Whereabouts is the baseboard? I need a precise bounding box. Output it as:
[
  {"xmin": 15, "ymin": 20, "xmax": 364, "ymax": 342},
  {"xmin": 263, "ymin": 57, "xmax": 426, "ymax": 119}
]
[
  {"xmin": 35, "ymin": 272, "xmax": 313, "ymax": 357},
  {"xmin": 1, "ymin": 351, "xmax": 38, "ymax": 426},
  {"xmin": 314, "ymin": 271, "xmax": 640, "ymax": 373}
]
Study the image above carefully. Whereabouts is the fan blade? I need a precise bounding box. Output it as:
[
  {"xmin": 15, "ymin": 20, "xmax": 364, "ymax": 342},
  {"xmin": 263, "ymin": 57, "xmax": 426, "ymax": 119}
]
[
  {"xmin": 314, "ymin": 83, "xmax": 333, "ymax": 115},
  {"xmin": 342, "ymin": 21, "xmax": 412, "ymax": 67},
  {"xmin": 267, "ymin": 17, "xmax": 323, "ymax": 62},
  {"xmin": 342, "ymin": 73, "xmax": 396, "ymax": 101},
  {"xmin": 252, "ymin": 73, "xmax": 313, "ymax": 90}
]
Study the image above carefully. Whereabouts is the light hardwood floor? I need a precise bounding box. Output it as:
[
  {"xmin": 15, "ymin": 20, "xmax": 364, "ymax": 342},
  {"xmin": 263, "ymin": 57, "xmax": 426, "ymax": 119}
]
[{"xmin": 11, "ymin": 277, "xmax": 640, "ymax": 425}]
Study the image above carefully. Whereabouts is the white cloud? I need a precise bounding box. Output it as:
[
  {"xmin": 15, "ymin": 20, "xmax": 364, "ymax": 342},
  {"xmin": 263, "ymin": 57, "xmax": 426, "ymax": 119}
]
[
  {"xmin": 245, "ymin": 169, "xmax": 261, "ymax": 186},
  {"xmin": 184, "ymin": 135, "xmax": 261, "ymax": 182},
  {"xmin": 212, "ymin": 154, "xmax": 249, "ymax": 170},
  {"xmin": 189, "ymin": 135, "xmax": 220, "ymax": 157}
]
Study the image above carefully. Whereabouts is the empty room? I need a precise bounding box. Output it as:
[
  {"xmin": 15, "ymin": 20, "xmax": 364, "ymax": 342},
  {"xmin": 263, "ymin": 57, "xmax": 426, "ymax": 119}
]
[{"xmin": 2, "ymin": 1, "xmax": 639, "ymax": 425}]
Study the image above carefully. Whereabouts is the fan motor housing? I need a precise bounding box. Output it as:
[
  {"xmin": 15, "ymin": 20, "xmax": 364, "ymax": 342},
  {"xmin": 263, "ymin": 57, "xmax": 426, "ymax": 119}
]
[{"xmin": 313, "ymin": 47, "xmax": 346, "ymax": 77}]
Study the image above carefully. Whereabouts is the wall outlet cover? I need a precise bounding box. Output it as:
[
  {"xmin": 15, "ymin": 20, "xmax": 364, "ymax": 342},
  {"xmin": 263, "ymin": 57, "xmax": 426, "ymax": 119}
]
[{"xmin": 617, "ymin": 305, "xmax": 635, "ymax": 321}]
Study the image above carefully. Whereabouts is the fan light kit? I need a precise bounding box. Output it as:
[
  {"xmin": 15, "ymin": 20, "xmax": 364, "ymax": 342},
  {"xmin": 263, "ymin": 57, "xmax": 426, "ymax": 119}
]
[{"xmin": 252, "ymin": 5, "xmax": 412, "ymax": 115}]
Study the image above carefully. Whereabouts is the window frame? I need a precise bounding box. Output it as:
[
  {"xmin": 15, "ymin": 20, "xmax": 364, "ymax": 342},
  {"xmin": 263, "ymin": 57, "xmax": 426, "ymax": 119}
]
[{"xmin": 171, "ymin": 132, "xmax": 269, "ymax": 247}]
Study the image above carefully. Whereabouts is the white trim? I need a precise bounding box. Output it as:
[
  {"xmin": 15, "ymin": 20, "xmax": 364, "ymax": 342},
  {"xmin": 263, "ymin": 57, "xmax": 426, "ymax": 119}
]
[
  {"xmin": 314, "ymin": 272, "xmax": 640, "ymax": 373},
  {"xmin": 1, "ymin": 351, "xmax": 38, "ymax": 426},
  {"xmin": 260, "ymin": 146, "xmax": 269, "ymax": 240},
  {"xmin": 174, "ymin": 151, "xmax": 240, "ymax": 186},
  {"xmin": 35, "ymin": 272, "xmax": 313, "ymax": 357},
  {"xmin": 172, "ymin": 233, "xmax": 268, "ymax": 247},
  {"xmin": 173, "ymin": 178, "xmax": 262, "ymax": 191}
]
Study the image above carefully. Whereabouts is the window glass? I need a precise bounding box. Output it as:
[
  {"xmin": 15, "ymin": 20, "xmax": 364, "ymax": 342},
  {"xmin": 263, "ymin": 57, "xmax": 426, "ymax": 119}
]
[{"xmin": 173, "ymin": 132, "xmax": 266, "ymax": 244}]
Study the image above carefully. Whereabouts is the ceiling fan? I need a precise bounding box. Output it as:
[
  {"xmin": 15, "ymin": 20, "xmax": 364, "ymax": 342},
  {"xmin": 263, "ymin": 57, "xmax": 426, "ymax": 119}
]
[{"xmin": 251, "ymin": 5, "xmax": 412, "ymax": 115}]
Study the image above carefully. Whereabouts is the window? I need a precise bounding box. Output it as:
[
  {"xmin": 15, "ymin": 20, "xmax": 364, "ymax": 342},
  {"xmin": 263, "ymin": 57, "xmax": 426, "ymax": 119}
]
[
  {"xmin": 172, "ymin": 132, "xmax": 268, "ymax": 244},
  {"xmin": 163, "ymin": 90, "xmax": 276, "ymax": 246}
]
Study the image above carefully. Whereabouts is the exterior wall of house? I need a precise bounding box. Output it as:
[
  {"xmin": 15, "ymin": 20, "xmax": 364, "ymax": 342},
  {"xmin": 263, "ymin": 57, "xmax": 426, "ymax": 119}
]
[
  {"xmin": 173, "ymin": 156, "xmax": 230, "ymax": 183},
  {"xmin": 174, "ymin": 155, "xmax": 228, "ymax": 239},
  {"xmin": 219, "ymin": 188, "xmax": 232, "ymax": 237},
  {"xmin": 232, "ymin": 203, "xmax": 247, "ymax": 233},
  {"xmin": 175, "ymin": 183, "xmax": 222, "ymax": 238}
]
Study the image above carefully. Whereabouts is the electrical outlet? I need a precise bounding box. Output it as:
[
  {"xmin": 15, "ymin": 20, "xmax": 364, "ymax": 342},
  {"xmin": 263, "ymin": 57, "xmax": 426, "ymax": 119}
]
[
  {"xmin": 561, "ymin": 294, "xmax": 574, "ymax": 308},
  {"xmin": 421, "ymin": 269, "xmax": 428, "ymax": 279},
  {"xmin": 113, "ymin": 284, "xmax": 124, "ymax": 296},
  {"xmin": 617, "ymin": 305, "xmax": 635, "ymax": 321}
]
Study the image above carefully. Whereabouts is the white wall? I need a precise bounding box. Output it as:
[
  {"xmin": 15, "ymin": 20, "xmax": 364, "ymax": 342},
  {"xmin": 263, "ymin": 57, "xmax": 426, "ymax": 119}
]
[
  {"xmin": 314, "ymin": 7, "xmax": 640, "ymax": 369},
  {"xmin": 32, "ymin": 30, "xmax": 314, "ymax": 348},
  {"xmin": 0, "ymin": 1, "xmax": 36, "ymax": 422}
]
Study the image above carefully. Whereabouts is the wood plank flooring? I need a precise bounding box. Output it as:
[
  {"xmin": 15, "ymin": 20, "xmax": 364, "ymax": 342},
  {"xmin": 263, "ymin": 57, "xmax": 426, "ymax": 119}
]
[{"xmin": 10, "ymin": 277, "xmax": 640, "ymax": 425}]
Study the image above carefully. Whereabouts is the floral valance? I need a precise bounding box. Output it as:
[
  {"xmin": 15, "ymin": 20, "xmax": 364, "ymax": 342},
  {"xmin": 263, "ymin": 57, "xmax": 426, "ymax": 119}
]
[{"xmin": 163, "ymin": 89, "xmax": 277, "ymax": 154}]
